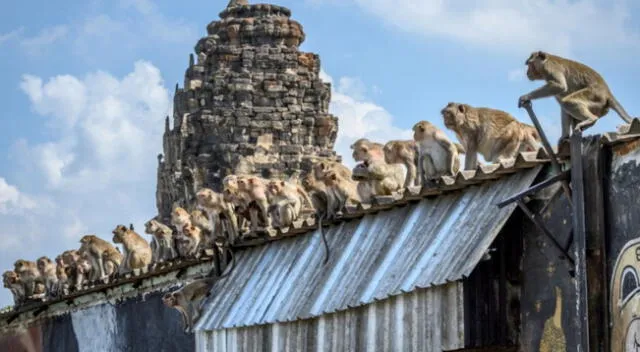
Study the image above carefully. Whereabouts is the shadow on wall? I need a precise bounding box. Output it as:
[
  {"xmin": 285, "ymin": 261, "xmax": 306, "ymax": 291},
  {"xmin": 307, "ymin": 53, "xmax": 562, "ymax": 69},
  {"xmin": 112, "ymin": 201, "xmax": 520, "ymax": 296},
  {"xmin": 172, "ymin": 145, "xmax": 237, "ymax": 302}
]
[{"xmin": 0, "ymin": 291, "xmax": 195, "ymax": 352}]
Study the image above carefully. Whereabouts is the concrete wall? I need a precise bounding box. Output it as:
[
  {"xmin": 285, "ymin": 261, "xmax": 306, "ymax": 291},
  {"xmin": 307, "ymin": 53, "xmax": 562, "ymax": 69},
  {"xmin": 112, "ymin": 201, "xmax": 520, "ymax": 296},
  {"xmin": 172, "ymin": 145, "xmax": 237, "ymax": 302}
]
[{"xmin": 0, "ymin": 292, "xmax": 195, "ymax": 352}]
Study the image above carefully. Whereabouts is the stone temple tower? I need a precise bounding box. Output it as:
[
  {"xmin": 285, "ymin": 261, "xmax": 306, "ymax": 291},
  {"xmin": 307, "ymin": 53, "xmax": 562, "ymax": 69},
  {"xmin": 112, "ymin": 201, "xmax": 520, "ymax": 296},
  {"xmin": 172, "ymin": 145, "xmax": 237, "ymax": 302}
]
[{"xmin": 155, "ymin": 0, "xmax": 340, "ymax": 221}]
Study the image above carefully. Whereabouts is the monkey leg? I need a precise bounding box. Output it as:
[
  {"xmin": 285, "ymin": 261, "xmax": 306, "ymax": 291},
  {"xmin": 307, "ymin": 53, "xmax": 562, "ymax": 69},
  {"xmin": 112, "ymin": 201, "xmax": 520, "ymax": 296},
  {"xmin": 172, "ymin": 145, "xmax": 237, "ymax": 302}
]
[
  {"xmin": 560, "ymin": 88, "xmax": 602, "ymax": 132},
  {"xmin": 463, "ymin": 146, "xmax": 478, "ymax": 170},
  {"xmin": 421, "ymin": 154, "xmax": 437, "ymax": 181},
  {"xmin": 493, "ymin": 136, "xmax": 520, "ymax": 164},
  {"xmin": 404, "ymin": 161, "xmax": 418, "ymax": 188}
]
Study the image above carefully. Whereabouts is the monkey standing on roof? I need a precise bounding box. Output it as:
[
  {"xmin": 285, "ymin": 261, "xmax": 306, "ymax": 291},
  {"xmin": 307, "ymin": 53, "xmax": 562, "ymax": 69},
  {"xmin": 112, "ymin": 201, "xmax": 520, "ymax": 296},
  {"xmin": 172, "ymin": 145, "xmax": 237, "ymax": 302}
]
[{"xmin": 518, "ymin": 51, "xmax": 635, "ymax": 145}]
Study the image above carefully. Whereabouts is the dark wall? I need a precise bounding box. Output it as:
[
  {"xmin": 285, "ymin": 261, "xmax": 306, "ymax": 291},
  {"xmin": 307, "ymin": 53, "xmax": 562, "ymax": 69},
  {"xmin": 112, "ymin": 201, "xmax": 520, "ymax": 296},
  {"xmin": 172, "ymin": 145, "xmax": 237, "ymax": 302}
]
[
  {"xmin": 0, "ymin": 292, "xmax": 195, "ymax": 352},
  {"xmin": 605, "ymin": 139, "xmax": 640, "ymax": 352}
]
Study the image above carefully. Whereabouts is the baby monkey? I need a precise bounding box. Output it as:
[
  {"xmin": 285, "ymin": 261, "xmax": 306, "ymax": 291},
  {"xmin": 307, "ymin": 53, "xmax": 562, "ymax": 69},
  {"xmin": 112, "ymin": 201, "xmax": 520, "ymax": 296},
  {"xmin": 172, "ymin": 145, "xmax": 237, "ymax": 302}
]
[{"xmin": 519, "ymin": 50, "xmax": 634, "ymax": 144}]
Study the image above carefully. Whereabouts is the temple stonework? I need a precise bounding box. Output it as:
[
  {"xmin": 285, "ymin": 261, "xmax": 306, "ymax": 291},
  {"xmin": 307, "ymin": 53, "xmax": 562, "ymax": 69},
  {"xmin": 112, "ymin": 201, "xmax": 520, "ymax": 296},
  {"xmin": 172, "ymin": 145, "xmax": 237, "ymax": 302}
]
[{"xmin": 156, "ymin": 1, "xmax": 340, "ymax": 221}]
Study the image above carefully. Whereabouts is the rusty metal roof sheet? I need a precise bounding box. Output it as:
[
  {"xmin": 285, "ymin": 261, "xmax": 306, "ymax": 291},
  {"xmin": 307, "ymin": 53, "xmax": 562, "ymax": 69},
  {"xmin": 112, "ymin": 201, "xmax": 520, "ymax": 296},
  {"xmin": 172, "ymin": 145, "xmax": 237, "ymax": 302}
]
[{"xmin": 195, "ymin": 166, "xmax": 543, "ymax": 331}]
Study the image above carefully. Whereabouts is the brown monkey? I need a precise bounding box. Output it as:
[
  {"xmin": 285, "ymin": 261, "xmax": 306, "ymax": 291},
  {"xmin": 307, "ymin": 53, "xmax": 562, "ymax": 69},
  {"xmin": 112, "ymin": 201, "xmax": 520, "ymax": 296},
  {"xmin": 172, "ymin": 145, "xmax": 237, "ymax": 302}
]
[
  {"xmin": 171, "ymin": 207, "xmax": 192, "ymax": 238},
  {"xmin": 350, "ymin": 139, "xmax": 406, "ymax": 199},
  {"xmin": 102, "ymin": 247, "xmax": 123, "ymax": 278},
  {"xmin": 162, "ymin": 277, "xmax": 216, "ymax": 333},
  {"xmin": 383, "ymin": 140, "xmax": 420, "ymax": 187},
  {"xmin": 3, "ymin": 270, "xmax": 25, "ymax": 304},
  {"xmin": 75, "ymin": 255, "xmax": 93, "ymax": 289},
  {"xmin": 196, "ymin": 188, "xmax": 239, "ymax": 244},
  {"xmin": 180, "ymin": 224, "xmax": 203, "ymax": 258},
  {"xmin": 144, "ymin": 218, "xmax": 177, "ymax": 262},
  {"xmin": 518, "ymin": 51, "xmax": 634, "ymax": 143},
  {"xmin": 36, "ymin": 256, "xmax": 58, "ymax": 297},
  {"xmin": 237, "ymin": 175, "xmax": 272, "ymax": 230},
  {"xmin": 265, "ymin": 180, "xmax": 311, "ymax": 228},
  {"xmin": 58, "ymin": 250, "xmax": 80, "ymax": 290},
  {"xmin": 55, "ymin": 265, "xmax": 70, "ymax": 296},
  {"xmin": 441, "ymin": 102, "xmax": 526, "ymax": 170},
  {"xmin": 112, "ymin": 224, "xmax": 153, "ymax": 274},
  {"xmin": 13, "ymin": 259, "xmax": 41, "ymax": 298},
  {"xmin": 79, "ymin": 234, "xmax": 118, "ymax": 281},
  {"xmin": 312, "ymin": 160, "xmax": 352, "ymax": 181},
  {"xmin": 412, "ymin": 120, "xmax": 464, "ymax": 182},
  {"xmin": 323, "ymin": 170, "xmax": 361, "ymax": 213},
  {"xmin": 518, "ymin": 122, "xmax": 542, "ymax": 152},
  {"xmin": 190, "ymin": 209, "xmax": 214, "ymax": 250}
]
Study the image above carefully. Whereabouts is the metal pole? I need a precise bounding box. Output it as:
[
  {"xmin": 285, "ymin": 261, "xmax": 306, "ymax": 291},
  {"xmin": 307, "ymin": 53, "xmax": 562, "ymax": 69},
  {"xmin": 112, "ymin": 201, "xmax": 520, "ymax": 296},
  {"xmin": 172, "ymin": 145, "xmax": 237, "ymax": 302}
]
[{"xmin": 521, "ymin": 102, "xmax": 573, "ymax": 206}]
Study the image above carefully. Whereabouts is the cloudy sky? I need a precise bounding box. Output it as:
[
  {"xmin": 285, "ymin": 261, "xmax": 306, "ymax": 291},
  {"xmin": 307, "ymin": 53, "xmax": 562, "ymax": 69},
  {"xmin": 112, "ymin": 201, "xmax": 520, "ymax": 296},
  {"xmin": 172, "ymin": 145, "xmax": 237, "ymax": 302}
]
[{"xmin": 1, "ymin": 0, "xmax": 639, "ymax": 306}]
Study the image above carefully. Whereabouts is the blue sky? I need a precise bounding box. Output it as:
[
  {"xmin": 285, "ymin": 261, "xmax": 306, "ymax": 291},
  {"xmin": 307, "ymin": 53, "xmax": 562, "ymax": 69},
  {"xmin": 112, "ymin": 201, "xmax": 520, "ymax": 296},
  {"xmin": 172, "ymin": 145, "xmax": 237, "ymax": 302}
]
[{"xmin": 1, "ymin": 0, "xmax": 640, "ymax": 307}]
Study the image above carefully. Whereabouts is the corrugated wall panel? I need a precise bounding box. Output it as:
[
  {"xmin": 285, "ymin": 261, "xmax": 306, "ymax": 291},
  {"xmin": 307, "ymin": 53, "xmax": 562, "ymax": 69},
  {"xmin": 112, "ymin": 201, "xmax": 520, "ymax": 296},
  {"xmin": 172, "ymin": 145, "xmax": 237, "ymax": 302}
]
[{"xmin": 197, "ymin": 282, "xmax": 464, "ymax": 352}]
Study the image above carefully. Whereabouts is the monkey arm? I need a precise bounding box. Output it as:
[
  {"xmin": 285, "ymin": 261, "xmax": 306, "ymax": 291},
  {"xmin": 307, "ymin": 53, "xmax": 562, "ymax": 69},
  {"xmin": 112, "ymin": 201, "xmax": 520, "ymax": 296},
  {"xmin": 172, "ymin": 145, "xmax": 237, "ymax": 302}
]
[
  {"xmin": 521, "ymin": 73, "xmax": 568, "ymax": 101},
  {"xmin": 433, "ymin": 131, "xmax": 459, "ymax": 174}
]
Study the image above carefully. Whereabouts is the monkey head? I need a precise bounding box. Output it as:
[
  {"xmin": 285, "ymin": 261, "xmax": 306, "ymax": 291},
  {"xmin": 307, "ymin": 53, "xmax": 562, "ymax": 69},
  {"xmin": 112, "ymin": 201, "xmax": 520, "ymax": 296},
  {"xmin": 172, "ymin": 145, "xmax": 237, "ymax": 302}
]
[
  {"xmin": 266, "ymin": 180, "xmax": 284, "ymax": 197},
  {"xmin": 55, "ymin": 254, "xmax": 65, "ymax": 267},
  {"xmin": 79, "ymin": 234, "xmax": 99, "ymax": 246},
  {"xmin": 222, "ymin": 174, "xmax": 238, "ymax": 192},
  {"xmin": 196, "ymin": 188, "xmax": 217, "ymax": 209},
  {"xmin": 171, "ymin": 207, "xmax": 191, "ymax": 225},
  {"xmin": 55, "ymin": 265, "xmax": 68, "ymax": 281},
  {"xmin": 76, "ymin": 256, "xmax": 92, "ymax": 274},
  {"xmin": 14, "ymin": 259, "xmax": 36, "ymax": 273},
  {"xmin": 323, "ymin": 171, "xmax": 341, "ymax": 187},
  {"xmin": 162, "ymin": 292, "xmax": 178, "ymax": 308},
  {"xmin": 524, "ymin": 51, "xmax": 548, "ymax": 81},
  {"xmin": 3, "ymin": 270, "xmax": 20, "ymax": 288},
  {"xmin": 37, "ymin": 256, "xmax": 54, "ymax": 273},
  {"xmin": 112, "ymin": 224, "xmax": 129, "ymax": 244},
  {"xmin": 441, "ymin": 102, "xmax": 467, "ymax": 130},
  {"xmin": 183, "ymin": 224, "xmax": 201, "ymax": 239},
  {"xmin": 61, "ymin": 250, "xmax": 80, "ymax": 265},
  {"xmin": 350, "ymin": 139, "xmax": 385, "ymax": 163},
  {"xmin": 412, "ymin": 121, "xmax": 435, "ymax": 141},
  {"xmin": 144, "ymin": 218, "xmax": 158, "ymax": 235}
]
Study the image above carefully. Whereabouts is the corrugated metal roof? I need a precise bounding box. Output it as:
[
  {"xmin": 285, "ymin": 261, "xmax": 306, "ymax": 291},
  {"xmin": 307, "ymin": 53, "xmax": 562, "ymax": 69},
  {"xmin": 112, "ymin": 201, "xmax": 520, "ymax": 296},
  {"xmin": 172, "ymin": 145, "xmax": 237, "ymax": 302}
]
[{"xmin": 195, "ymin": 166, "xmax": 542, "ymax": 331}]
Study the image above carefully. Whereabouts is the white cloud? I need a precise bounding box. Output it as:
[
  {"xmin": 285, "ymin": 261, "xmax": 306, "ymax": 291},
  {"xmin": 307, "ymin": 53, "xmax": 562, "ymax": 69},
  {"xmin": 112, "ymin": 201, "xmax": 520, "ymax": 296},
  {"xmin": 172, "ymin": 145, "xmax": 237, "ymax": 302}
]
[
  {"xmin": 321, "ymin": 70, "xmax": 412, "ymax": 168},
  {"xmin": 0, "ymin": 178, "xmax": 37, "ymax": 215},
  {"xmin": 20, "ymin": 25, "xmax": 68, "ymax": 56},
  {"xmin": 18, "ymin": 61, "xmax": 170, "ymax": 191},
  {"xmin": 344, "ymin": 0, "xmax": 638, "ymax": 55},
  {"xmin": 0, "ymin": 27, "xmax": 24, "ymax": 45}
]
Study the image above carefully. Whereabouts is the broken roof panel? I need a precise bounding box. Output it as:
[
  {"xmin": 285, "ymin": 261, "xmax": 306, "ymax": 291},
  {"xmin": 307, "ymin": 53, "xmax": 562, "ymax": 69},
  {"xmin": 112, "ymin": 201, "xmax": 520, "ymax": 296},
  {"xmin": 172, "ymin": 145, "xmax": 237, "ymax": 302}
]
[{"xmin": 195, "ymin": 166, "xmax": 543, "ymax": 331}]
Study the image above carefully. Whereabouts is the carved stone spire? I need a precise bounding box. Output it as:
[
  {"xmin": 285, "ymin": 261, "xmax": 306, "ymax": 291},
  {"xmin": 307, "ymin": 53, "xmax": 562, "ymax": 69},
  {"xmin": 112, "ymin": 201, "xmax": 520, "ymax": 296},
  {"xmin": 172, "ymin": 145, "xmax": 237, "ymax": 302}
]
[{"xmin": 155, "ymin": 0, "xmax": 340, "ymax": 222}]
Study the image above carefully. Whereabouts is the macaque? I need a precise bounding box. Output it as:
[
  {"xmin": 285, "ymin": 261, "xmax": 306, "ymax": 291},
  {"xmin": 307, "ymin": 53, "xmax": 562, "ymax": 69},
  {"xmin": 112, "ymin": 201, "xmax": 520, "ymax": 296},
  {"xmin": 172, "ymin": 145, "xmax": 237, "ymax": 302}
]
[
  {"xmin": 518, "ymin": 51, "xmax": 634, "ymax": 144},
  {"xmin": 518, "ymin": 122, "xmax": 542, "ymax": 152},
  {"xmin": 323, "ymin": 170, "xmax": 361, "ymax": 217},
  {"xmin": 79, "ymin": 234, "xmax": 118, "ymax": 281},
  {"xmin": 180, "ymin": 224, "xmax": 203, "ymax": 258},
  {"xmin": 441, "ymin": 102, "xmax": 530, "ymax": 170},
  {"xmin": 383, "ymin": 140, "xmax": 420, "ymax": 187},
  {"xmin": 237, "ymin": 175, "xmax": 272, "ymax": 231},
  {"xmin": 196, "ymin": 188, "xmax": 239, "ymax": 243},
  {"xmin": 191, "ymin": 209, "xmax": 214, "ymax": 250},
  {"xmin": 59, "ymin": 250, "xmax": 80, "ymax": 290},
  {"xmin": 55, "ymin": 265, "xmax": 70, "ymax": 296},
  {"xmin": 412, "ymin": 120, "xmax": 464, "ymax": 182},
  {"xmin": 36, "ymin": 256, "xmax": 58, "ymax": 297},
  {"xmin": 75, "ymin": 255, "xmax": 93, "ymax": 289},
  {"xmin": 266, "ymin": 180, "xmax": 305, "ymax": 228},
  {"xmin": 311, "ymin": 160, "xmax": 360, "ymax": 215},
  {"xmin": 302, "ymin": 173, "xmax": 328, "ymax": 214},
  {"xmin": 102, "ymin": 247, "xmax": 123, "ymax": 278},
  {"xmin": 3, "ymin": 270, "xmax": 25, "ymax": 305},
  {"xmin": 13, "ymin": 260, "xmax": 41, "ymax": 298},
  {"xmin": 144, "ymin": 218, "xmax": 177, "ymax": 262},
  {"xmin": 171, "ymin": 207, "xmax": 192, "ymax": 238},
  {"xmin": 112, "ymin": 224, "xmax": 153, "ymax": 274},
  {"xmin": 162, "ymin": 277, "xmax": 216, "ymax": 333},
  {"xmin": 351, "ymin": 138, "xmax": 406, "ymax": 199}
]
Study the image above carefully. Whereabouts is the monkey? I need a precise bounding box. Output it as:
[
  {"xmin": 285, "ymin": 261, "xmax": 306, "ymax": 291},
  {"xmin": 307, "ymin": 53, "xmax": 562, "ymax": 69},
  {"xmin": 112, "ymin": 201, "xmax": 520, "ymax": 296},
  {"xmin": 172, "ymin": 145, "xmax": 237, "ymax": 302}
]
[
  {"xmin": 517, "ymin": 122, "xmax": 542, "ymax": 152},
  {"xmin": 55, "ymin": 265, "xmax": 70, "ymax": 297},
  {"xmin": 112, "ymin": 224, "xmax": 153, "ymax": 274},
  {"xmin": 310, "ymin": 160, "xmax": 360, "ymax": 214},
  {"xmin": 196, "ymin": 188, "xmax": 239, "ymax": 244},
  {"xmin": 190, "ymin": 209, "xmax": 214, "ymax": 251},
  {"xmin": 171, "ymin": 206, "xmax": 192, "ymax": 239},
  {"xmin": 323, "ymin": 170, "xmax": 361, "ymax": 217},
  {"xmin": 350, "ymin": 138, "xmax": 406, "ymax": 199},
  {"xmin": 3, "ymin": 270, "xmax": 25, "ymax": 305},
  {"xmin": 179, "ymin": 224, "xmax": 203, "ymax": 258},
  {"xmin": 79, "ymin": 234, "xmax": 119, "ymax": 281},
  {"xmin": 412, "ymin": 120, "xmax": 464, "ymax": 182},
  {"xmin": 75, "ymin": 255, "xmax": 94, "ymax": 290},
  {"xmin": 102, "ymin": 246, "xmax": 123, "ymax": 279},
  {"xmin": 383, "ymin": 140, "xmax": 420, "ymax": 188},
  {"xmin": 13, "ymin": 259, "xmax": 41, "ymax": 298},
  {"xmin": 36, "ymin": 256, "xmax": 58, "ymax": 298},
  {"xmin": 144, "ymin": 218, "xmax": 177, "ymax": 262},
  {"xmin": 162, "ymin": 277, "xmax": 216, "ymax": 333},
  {"xmin": 266, "ymin": 180, "xmax": 302, "ymax": 228},
  {"xmin": 518, "ymin": 51, "xmax": 634, "ymax": 145},
  {"xmin": 236, "ymin": 175, "xmax": 272, "ymax": 231},
  {"xmin": 302, "ymin": 173, "xmax": 328, "ymax": 214},
  {"xmin": 441, "ymin": 102, "xmax": 530, "ymax": 170}
]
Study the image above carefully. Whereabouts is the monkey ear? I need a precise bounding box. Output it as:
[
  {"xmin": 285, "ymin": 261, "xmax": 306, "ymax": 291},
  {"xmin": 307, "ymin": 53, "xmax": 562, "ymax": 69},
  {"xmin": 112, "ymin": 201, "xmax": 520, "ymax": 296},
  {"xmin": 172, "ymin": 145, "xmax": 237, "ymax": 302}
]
[
  {"xmin": 457, "ymin": 104, "xmax": 465, "ymax": 113},
  {"xmin": 537, "ymin": 51, "xmax": 547, "ymax": 61}
]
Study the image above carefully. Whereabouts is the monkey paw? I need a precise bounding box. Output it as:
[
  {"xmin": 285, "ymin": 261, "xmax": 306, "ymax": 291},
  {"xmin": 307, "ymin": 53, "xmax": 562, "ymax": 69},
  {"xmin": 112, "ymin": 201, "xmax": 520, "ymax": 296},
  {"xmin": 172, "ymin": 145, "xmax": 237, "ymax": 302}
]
[{"xmin": 518, "ymin": 96, "xmax": 531, "ymax": 109}]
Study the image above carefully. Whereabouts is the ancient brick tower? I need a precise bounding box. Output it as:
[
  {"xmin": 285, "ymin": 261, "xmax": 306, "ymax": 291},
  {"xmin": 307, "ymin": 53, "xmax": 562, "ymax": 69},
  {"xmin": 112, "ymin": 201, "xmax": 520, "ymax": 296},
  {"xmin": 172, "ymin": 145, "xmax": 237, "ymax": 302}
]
[{"xmin": 155, "ymin": 0, "xmax": 340, "ymax": 221}]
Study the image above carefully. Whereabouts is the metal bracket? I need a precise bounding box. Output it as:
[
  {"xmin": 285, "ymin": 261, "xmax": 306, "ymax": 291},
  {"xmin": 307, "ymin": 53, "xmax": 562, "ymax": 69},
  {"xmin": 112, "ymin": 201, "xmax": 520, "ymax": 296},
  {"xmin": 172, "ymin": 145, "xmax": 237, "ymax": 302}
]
[{"xmin": 522, "ymin": 101, "xmax": 573, "ymax": 206}]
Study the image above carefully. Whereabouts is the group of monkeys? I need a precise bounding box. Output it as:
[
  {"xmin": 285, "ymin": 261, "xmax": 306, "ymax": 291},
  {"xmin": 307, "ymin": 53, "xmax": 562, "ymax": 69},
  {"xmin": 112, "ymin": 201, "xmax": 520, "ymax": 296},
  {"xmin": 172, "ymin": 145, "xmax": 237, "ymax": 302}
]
[{"xmin": 2, "ymin": 50, "xmax": 635, "ymax": 330}]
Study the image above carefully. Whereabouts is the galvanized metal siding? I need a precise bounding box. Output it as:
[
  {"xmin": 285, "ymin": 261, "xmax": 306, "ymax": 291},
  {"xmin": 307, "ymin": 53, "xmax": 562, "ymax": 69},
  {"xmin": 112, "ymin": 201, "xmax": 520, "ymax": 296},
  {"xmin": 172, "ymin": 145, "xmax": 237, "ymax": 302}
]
[
  {"xmin": 196, "ymin": 167, "xmax": 541, "ymax": 331},
  {"xmin": 197, "ymin": 282, "xmax": 464, "ymax": 352}
]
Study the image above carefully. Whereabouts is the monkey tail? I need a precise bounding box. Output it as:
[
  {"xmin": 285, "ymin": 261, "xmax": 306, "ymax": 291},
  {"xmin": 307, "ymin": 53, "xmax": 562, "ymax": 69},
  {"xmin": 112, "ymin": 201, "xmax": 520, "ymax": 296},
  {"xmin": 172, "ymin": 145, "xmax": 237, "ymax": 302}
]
[
  {"xmin": 318, "ymin": 216, "xmax": 330, "ymax": 265},
  {"xmin": 608, "ymin": 95, "xmax": 634, "ymax": 123},
  {"xmin": 218, "ymin": 246, "xmax": 236, "ymax": 279},
  {"xmin": 454, "ymin": 143, "xmax": 466, "ymax": 154}
]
